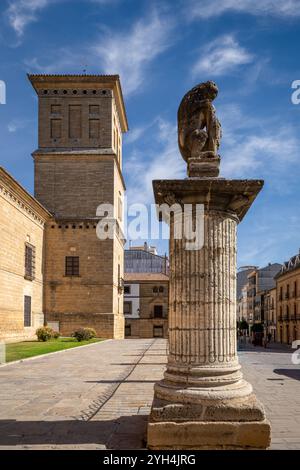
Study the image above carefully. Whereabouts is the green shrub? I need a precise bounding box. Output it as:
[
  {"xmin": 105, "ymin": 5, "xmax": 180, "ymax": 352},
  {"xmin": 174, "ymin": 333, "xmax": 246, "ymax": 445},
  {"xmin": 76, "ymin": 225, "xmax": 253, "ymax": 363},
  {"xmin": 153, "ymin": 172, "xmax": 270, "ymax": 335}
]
[
  {"xmin": 52, "ymin": 331, "xmax": 60, "ymax": 339},
  {"xmin": 72, "ymin": 327, "xmax": 97, "ymax": 342},
  {"xmin": 36, "ymin": 326, "xmax": 53, "ymax": 342}
]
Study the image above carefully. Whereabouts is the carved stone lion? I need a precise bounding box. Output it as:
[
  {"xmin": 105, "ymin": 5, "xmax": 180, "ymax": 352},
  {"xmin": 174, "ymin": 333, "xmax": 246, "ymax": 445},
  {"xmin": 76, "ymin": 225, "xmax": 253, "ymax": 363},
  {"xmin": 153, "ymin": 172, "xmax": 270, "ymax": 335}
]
[{"xmin": 178, "ymin": 81, "xmax": 222, "ymax": 176}]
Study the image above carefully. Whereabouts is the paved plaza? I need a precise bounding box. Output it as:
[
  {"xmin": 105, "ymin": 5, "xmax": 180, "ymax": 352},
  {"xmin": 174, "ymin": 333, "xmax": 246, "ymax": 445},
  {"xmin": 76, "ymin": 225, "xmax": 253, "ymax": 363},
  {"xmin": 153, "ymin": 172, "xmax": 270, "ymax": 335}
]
[{"xmin": 0, "ymin": 339, "xmax": 299, "ymax": 450}]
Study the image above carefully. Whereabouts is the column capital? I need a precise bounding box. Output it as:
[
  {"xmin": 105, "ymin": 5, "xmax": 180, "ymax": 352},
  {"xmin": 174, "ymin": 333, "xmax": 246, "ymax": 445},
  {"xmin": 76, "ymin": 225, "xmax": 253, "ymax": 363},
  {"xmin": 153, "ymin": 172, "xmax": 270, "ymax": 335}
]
[{"xmin": 153, "ymin": 178, "xmax": 264, "ymax": 223}]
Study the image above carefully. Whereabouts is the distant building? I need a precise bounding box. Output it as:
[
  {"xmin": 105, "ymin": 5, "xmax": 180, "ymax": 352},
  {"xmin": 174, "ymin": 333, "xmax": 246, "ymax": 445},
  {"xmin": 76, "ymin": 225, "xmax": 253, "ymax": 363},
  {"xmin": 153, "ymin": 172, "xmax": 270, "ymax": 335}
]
[
  {"xmin": 125, "ymin": 242, "xmax": 168, "ymax": 274},
  {"xmin": 237, "ymin": 266, "xmax": 257, "ymax": 328},
  {"xmin": 237, "ymin": 266, "xmax": 257, "ymax": 300},
  {"xmin": 237, "ymin": 285, "xmax": 248, "ymax": 323},
  {"xmin": 124, "ymin": 244, "xmax": 169, "ymax": 338},
  {"xmin": 264, "ymin": 287, "xmax": 277, "ymax": 341},
  {"xmin": 276, "ymin": 252, "xmax": 300, "ymax": 344},
  {"xmin": 247, "ymin": 263, "xmax": 282, "ymax": 328},
  {"xmin": 124, "ymin": 272, "xmax": 169, "ymax": 338}
]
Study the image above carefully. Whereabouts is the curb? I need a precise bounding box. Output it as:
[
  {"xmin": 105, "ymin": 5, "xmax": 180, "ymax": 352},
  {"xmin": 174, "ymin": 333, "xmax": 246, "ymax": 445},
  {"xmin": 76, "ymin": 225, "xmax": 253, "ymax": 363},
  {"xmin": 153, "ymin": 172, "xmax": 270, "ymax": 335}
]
[{"xmin": 0, "ymin": 339, "xmax": 111, "ymax": 368}]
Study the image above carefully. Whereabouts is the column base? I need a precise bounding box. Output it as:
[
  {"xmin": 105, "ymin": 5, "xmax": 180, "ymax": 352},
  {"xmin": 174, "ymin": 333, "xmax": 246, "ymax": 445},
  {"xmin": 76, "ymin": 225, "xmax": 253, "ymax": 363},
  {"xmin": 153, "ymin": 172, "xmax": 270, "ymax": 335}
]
[
  {"xmin": 147, "ymin": 393, "xmax": 271, "ymax": 449},
  {"xmin": 147, "ymin": 419, "xmax": 271, "ymax": 450}
]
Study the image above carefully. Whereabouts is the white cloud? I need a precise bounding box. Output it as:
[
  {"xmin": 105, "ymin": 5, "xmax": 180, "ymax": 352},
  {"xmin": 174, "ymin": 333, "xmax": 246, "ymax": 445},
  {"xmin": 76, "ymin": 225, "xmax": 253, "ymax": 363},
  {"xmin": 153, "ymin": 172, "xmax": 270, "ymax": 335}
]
[
  {"xmin": 24, "ymin": 49, "xmax": 81, "ymax": 73},
  {"xmin": 125, "ymin": 118, "xmax": 185, "ymax": 206},
  {"xmin": 7, "ymin": 118, "xmax": 29, "ymax": 132},
  {"xmin": 124, "ymin": 126, "xmax": 148, "ymax": 145},
  {"xmin": 6, "ymin": 0, "xmax": 51, "ymax": 37},
  {"xmin": 5, "ymin": 0, "xmax": 112, "ymax": 38},
  {"xmin": 217, "ymin": 103, "xmax": 300, "ymax": 182},
  {"xmin": 92, "ymin": 12, "xmax": 174, "ymax": 95},
  {"xmin": 24, "ymin": 10, "xmax": 174, "ymax": 97},
  {"xmin": 189, "ymin": 0, "xmax": 300, "ymax": 19},
  {"xmin": 192, "ymin": 35, "xmax": 253, "ymax": 77}
]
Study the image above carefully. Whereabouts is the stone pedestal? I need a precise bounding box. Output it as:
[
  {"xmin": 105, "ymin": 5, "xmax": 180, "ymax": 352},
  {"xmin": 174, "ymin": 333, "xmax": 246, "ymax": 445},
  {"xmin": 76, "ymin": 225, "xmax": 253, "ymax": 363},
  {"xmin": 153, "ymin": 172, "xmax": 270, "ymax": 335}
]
[{"xmin": 147, "ymin": 178, "xmax": 271, "ymax": 450}]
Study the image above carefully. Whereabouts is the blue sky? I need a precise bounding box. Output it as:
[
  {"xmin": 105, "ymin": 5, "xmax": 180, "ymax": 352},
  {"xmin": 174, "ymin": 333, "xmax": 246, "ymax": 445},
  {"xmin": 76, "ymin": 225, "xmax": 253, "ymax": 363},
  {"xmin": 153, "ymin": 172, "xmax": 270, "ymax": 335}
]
[{"xmin": 0, "ymin": 0, "xmax": 300, "ymax": 268}]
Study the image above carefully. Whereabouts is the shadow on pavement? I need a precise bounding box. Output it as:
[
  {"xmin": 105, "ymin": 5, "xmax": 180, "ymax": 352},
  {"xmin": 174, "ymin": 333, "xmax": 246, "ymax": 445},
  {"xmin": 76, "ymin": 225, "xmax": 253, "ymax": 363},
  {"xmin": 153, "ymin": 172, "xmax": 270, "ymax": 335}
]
[
  {"xmin": 0, "ymin": 415, "xmax": 148, "ymax": 449},
  {"xmin": 273, "ymin": 369, "xmax": 300, "ymax": 382}
]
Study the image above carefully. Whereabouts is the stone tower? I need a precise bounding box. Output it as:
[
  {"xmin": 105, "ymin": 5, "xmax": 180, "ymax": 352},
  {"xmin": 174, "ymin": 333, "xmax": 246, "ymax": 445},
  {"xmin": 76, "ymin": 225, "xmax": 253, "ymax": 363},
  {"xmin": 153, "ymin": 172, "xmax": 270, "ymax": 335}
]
[{"xmin": 28, "ymin": 74, "xmax": 128, "ymax": 339}]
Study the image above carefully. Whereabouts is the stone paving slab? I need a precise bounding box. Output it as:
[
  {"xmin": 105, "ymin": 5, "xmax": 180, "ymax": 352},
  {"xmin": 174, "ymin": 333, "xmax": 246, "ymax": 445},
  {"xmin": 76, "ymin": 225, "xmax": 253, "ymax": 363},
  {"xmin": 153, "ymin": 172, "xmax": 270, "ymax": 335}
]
[{"xmin": 0, "ymin": 338, "xmax": 299, "ymax": 449}]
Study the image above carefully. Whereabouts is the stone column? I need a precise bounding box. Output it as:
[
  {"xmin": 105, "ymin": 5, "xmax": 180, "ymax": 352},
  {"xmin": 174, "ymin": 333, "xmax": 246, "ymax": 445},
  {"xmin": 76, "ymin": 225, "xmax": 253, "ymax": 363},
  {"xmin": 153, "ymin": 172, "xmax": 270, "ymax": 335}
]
[{"xmin": 147, "ymin": 178, "xmax": 271, "ymax": 449}]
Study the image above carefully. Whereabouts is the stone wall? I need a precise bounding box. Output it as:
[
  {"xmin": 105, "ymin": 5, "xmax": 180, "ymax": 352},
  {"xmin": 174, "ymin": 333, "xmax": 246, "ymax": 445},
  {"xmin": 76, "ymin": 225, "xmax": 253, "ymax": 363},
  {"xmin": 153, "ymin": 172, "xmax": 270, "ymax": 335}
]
[
  {"xmin": 34, "ymin": 154, "xmax": 116, "ymax": 218},
  {"xmin": 0, "ymin": 168, "xmax": 49, "ymax": 341}
]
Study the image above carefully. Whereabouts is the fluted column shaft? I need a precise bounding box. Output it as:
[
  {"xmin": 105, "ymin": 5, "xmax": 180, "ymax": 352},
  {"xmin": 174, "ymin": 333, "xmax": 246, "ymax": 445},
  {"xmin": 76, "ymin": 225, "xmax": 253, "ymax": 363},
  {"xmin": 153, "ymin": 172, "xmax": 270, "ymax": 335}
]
[{"xmin": 168, "ymin": 210, "xmax": 237, "ymax": 367}]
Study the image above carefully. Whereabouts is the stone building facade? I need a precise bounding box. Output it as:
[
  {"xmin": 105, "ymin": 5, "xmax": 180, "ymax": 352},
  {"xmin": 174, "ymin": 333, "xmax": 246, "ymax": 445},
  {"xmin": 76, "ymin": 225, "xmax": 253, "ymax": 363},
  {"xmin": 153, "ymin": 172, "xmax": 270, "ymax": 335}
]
[
  {"xmin": 124, "ymin": 273, "xmax": 169, "ymax": 338},
  {"xmin": 0, "ymin": 167, "xmax": 50, "ymax": 341},
  {"xmin": 246, "ymin": 263, "xmax": 281, "ymax": 328},
  {"xmin": 276, "ymin": 252, "xmax": 300, "ymax": 344},
  {"xmin": 125, "ymin": 243, "xmax": 168, "ymax": 274},
  {"xmin": 0, "ymin": 74, "xmax": 128, "ymax": 341},
  {"xmin": 263, "ymin": 287, "xmax": 277, "ymax": 341}
]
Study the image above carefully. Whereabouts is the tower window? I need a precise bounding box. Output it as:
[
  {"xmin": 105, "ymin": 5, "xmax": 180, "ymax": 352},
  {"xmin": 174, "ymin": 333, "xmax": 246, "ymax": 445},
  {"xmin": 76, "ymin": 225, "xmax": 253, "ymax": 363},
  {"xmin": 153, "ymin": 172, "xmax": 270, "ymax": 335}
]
[
  {"xmin": 65, "ymin": 256, "xmax": 79, "ymax": 276},
  {"xmin": 51, "ymin": 119, "xmax": 62, "ymax": 139},
  {"xmin": 89, "ymin": 119, "xmax": 100, "ymax": 139},
  {"xmin": 69, "ymin": 105, "xmax": 81, "ymax": 139}
]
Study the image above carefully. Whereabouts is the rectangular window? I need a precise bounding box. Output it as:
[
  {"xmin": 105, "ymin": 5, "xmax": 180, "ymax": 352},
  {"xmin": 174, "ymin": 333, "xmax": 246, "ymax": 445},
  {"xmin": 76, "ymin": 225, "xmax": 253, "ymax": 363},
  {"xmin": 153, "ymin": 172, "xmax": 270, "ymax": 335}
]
[
  {"xmin": 154, "ymin": 305, "xmax": 163, "ymax": 318},
  {"xmin": 124, "ymin": 285, "xmax": 131, "ymax": 295},
  {"xmin": 69, "ymin": 105, "xmax": 81, "ymax": 139},
  {"xmin": 89, "ymin": 119, "xmax": 100, "ymax": 138},
  {"xmin": 25, "ymin": 243, "xmax": 35, "ymax": 280},
  {"xmin": 153, "ymin": 325, "xmax": 163, "ymax": 338},
  {"xmin": 50, "ymin": 119, "xmax": 61, "ymax": 139},
  {"xmin": 65, "ymin": 256, "xmax": 79, "ymax": 276},
  {"xmin": 125, "ymin": 324, "xmax": 131, "ymax": 337},
  {"xmin": 24, "ymin": 296, "xmax": 31, "ymax": 327},
  {"xmin": 124, "ymin": 301, "xmax": 132, "ymax": 315}
]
